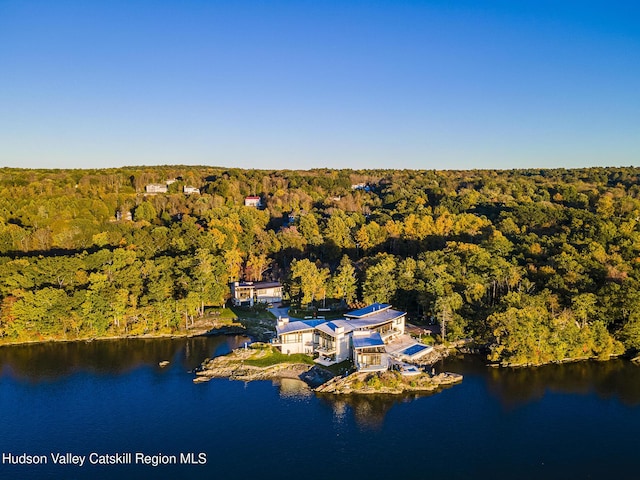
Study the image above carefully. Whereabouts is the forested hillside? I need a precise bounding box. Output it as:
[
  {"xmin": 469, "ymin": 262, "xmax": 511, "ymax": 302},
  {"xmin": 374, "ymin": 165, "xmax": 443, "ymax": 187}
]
[{"xmin": 2, "ymin": 166, "xmax": 640, "ymax": 365}]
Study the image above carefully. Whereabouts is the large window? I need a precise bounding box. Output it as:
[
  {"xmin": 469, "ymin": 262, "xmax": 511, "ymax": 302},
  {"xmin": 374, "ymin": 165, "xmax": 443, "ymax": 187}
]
[
  {"xmin": 318, "ymin": 332, "xmax": 335, "ymax": 351},
  {"xmin": 283, "ymin": 333, "xmax": 302, "ymax": 344},
  {"xmin": 357, "ymin": 352, "xmax": 382, "ymax": 367}
]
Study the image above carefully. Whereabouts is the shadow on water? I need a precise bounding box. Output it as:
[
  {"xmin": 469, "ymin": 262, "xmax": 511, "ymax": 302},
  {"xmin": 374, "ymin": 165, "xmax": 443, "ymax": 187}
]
[
  {"xmin": 0, "ymin": 335, "xmax": 249, "ymax": 383},
  {"xmin": 441, "ymin": 354, "xmax": 640, "ymax": 408}
]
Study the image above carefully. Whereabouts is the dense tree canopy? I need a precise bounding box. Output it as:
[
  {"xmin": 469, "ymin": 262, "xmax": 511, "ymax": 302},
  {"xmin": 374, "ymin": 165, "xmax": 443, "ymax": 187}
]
[{"xmin": 2, "ymin": 166, "xmax": 640, "ymax": 364}]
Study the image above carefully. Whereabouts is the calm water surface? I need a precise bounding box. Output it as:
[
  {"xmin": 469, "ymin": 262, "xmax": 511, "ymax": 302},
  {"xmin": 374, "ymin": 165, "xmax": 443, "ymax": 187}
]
[{"xmin": 1, "ymin": 337, "xmax": 640, "ymax": 479}]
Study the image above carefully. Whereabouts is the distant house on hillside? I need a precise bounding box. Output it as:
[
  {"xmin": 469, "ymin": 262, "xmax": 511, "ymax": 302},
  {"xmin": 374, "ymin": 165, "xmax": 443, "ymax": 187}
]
[
  {"xmin": 244, "ymin": 196, "xmax": 263, "ymax": 208},
  {"xmin": 283, "ymin": 213, "xmax": 296, "ymax": 226},
  {"xmin": 231, "ymin": 281, "xmax": 282, "ymax": 307},
  {"xmin": 145, "ymin": 183, "xmax": 168, "ymax": 194},
  {"xmin": 183, "ymin": 186, "xmax": 200, "ymax": 195},
  {"xmin": 115, "ymin": 209, "xmax": 132, "ymax": 221},
  {"xmin": 351, "ymin": 183, "xmax": 372, "ymax": 192}
]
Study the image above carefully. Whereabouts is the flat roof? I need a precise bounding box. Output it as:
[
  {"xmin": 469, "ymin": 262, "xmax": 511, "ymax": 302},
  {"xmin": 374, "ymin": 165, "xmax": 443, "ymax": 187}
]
[
  {"xmin": 346, "ymin": 308, "xmax": 405, "ymax": 329},
  {"xmin": 275, "ymin": 304, "xmax": 406, "ymax": 337},
  {"xmin": 352, "ymin": 331, "xmax": 385, "ymax": 349},
  {"xmin": 254, "ymin": 282, "xmax": 282, "ymax": 289},
  {"xmin": 276, "ymin": 319, "xmax": 324, "ymax": 335},
  {"xmin": 236, "ymin": 281, "xmax": 281, "ymax": 288},
  {"xmin": 345, "ymin": 303, "xmax": 391, "ymax": 318}
]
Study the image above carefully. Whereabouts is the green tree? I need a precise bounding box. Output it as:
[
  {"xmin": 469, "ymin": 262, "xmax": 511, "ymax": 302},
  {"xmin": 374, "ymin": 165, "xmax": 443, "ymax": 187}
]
[
  {"xmin": 362, "ymin": 253, "xmax": 397, "ymax": 304},
  {"xmin": 572, "ymin": 293, "xmax": 598, "ymax": 328},
  {"xmin": 330, "ymin": 255, "xmax": 357, "ymax": 305},
  {"xmin": 435, "ymin": 292, "xmax": 463, "ymax": 342},
  {"xmin": 133, "ymin": 201, "xmax": 157, "ymax": 222},
  {"xmin": 289, "ymin": 258, "xmax": 329, "ymax": 306}
]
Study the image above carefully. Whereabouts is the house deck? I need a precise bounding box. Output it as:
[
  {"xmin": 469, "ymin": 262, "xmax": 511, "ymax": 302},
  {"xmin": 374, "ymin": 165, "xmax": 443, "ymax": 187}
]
[{"xmin": 386, "ymin": 334, "xmax": 434, "ymax": 362}]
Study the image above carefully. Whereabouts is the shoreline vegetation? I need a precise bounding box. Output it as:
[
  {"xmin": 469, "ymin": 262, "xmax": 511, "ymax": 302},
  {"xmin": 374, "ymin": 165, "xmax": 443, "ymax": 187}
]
[
  {"xmin": 0, "ymin": 307, "xmax": 276, "ymax": 348},
  {"xmin": 3, "ymin": 166, "xmax": 640, "ymax": 367}
]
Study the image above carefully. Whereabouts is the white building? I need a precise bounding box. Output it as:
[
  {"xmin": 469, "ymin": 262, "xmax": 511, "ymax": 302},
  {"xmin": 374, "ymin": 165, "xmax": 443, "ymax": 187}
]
[
  {"xmin": 344, "ymin": 303, "xmax": 405, "ymax": 343},
  {"xmin": 145, "ymin": 183, "xmax": 168, "ymax": 194},
  {"xmin": 275, "ymin": 319, "xmax": 324, "ymax": 355},
  {"xmin": 244, "ymin": 196, "xmax": 263, "ymax": 208},
  {"xmin": 314, "ymin": 320, "xmax": 354, "ymax": 365},
  {"xmin": 352, "ymin": 331, "xmax": 388, "ymax": 372},
  {"xmin": 183, "ymin": 186, "xmax": 200, "ymax": 195},
  {"xmin": 231, "ymin": 281, "xmax": 283, "ymax": 307},
  {"xmin": 273, "ymin": 303, "xmax": 409, "ymax": 371}
]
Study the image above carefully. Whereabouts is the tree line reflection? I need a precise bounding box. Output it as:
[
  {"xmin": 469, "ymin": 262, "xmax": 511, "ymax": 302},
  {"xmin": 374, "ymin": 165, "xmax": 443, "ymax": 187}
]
[{"xmin": 0, "ymin": 336, "xmax": 248, "ymax": 382}]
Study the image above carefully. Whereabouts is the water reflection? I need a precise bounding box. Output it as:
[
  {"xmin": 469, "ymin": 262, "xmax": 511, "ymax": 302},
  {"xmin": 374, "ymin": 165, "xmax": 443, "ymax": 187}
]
[
  {"xmin": 318, "ymin": 392, "xmax": 436, "ymax": 429},
  {"xmin": 442, "ymin": 354, "xmax": 640, "ymax": 408},
  {"xmin": 0, "ymin": 335, "xmax": 249, "ymax": 383},
  {"xmin": 273, "ymin": 372, "xmax": 448, "ymax": 428},
  {"xmin": 274, "ymin": 378, "xmax": 313, "ymax": 399},
  {"xmin": 315, "ymin": 355, "xmax": 640, "ymax": 427}
]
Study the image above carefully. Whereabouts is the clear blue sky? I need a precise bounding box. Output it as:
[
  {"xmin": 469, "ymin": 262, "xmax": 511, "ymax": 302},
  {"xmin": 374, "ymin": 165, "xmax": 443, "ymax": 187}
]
[{"xmin": 0, "ymin": 0, "xmax": 638, "ymax": 170}]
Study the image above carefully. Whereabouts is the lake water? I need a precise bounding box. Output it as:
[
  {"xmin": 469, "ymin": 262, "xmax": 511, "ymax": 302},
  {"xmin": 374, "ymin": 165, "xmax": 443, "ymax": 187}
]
[{"xmin": 1, "ymin": 336, "xmax": 640, "ymax": 479}]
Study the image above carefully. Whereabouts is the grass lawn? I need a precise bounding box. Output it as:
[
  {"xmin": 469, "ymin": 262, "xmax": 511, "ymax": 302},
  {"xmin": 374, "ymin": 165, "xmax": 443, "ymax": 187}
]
[
  {"xmin": 321, "ymin": 359, "xmax": 354, "ymax": 376},
  {"xmin": 230, "ymin": 306, "xmax": 276, "ymax": 321},
  {"xmin": 204, "ymin": 308, "xmax": 239, "ymax": 320},
  {"xmin": 243, "ymin": 345, "xmax": 315, "ymax": 367}
]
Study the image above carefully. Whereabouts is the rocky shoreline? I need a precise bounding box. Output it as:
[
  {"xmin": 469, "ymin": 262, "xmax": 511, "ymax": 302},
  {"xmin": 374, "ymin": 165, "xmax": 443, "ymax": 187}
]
[
  {"xmin": 315, "ymin": 370, "xmax": 463, "ymax": 395},
  {"xmin": 194, "ymin": 344, "xmax": 463, "ymax": 395},
  {"xmin": 194, "ymin": 345, "xmax": 315, "ymax": 383}
]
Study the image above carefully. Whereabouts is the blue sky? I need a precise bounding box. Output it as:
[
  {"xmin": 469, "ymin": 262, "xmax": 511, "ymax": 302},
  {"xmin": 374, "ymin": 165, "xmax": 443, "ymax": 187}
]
[{"xmin": 0, "ymin": 0, "xmax": 638, "ymax": 170}]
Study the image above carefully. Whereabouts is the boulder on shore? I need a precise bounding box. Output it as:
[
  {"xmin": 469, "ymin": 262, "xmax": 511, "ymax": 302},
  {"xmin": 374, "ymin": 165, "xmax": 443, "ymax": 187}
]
[{"xmin": 314, "ymin": 370, "xmax": 462, "ymax": 395}]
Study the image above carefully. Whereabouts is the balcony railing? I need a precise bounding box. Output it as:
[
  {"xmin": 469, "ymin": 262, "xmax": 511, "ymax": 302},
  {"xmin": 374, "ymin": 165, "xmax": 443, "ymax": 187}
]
[
  {"xmin": 316, "ymin": 345, "xmax": 336, "ymax": 355},
  {"xmin": 380, "ymin": 328, "xmax": 401, "ymax": 340}
]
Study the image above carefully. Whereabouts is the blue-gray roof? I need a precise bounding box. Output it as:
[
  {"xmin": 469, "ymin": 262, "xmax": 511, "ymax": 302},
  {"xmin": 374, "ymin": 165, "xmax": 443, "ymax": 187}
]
[
  {"xmin": 352, "ymin": 331, "xmax": 385, "ymax": 348},
  {"xmin": 276, "ymin": 305, "xmax": 405, "ymax": 336},
  {"xmin": 276, "ymin": 319, "xmax": 324, "ymax": 335},
  {"xmin": 315, "ymin": 320, "xmax": 354, "ymax": 336},
  {"xmin": 346, "ymin": 303, "xmax": 391, "ymax": 318},
  {"xmin": 346, "ymin": 308, "xmax": 405, "ymax": 329}
]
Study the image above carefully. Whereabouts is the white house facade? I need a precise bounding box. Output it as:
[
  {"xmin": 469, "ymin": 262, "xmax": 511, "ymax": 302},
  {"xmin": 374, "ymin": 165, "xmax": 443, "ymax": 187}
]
[
  {"xmin": 244, "ymin": 196, "xmax": 263, "ymax": 208},
  {"xmin": 145, "ymin": 183, "xmax": 168, "ymax": 193},
  {"xmin": 231, "ymin": 281, "xmax": 283, "ymax": 307},
  {"xmin": 273, "ymin": 303, "xmax": 411, "ymax": 371},
  {"xmin": 275, "ymin": 319, "xmax": 324, "ymax": 355}
]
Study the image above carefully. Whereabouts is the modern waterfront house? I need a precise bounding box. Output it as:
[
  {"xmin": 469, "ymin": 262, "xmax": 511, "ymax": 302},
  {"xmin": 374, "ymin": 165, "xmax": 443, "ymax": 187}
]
[{"xmin": 273, "ymin": 303, "xmax": 428, "ymax": 372}]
